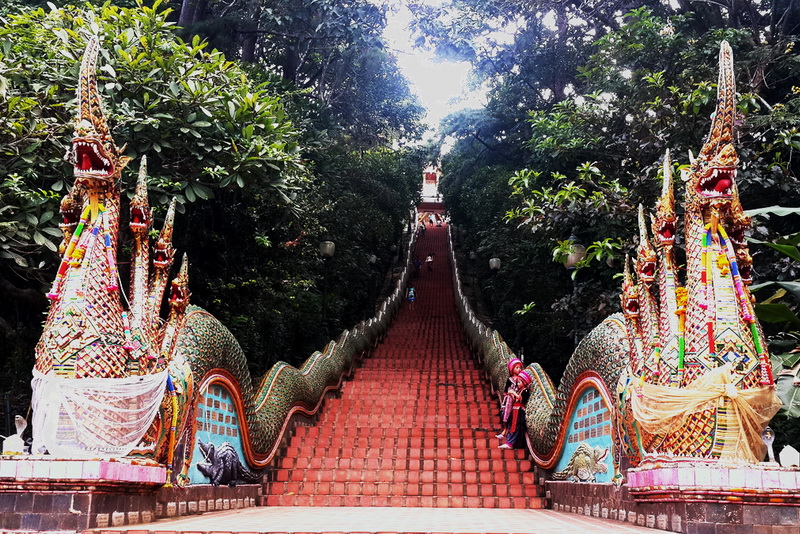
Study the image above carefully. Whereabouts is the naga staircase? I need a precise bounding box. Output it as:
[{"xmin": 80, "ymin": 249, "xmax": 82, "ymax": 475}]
[{"xmin": 265, "ymin": 206, "xmax": 546, "ymax": 509}]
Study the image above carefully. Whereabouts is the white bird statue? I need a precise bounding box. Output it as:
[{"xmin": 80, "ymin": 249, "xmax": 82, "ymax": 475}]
[{"xmin": 2, "ymin": 415, "xmax": 27, "ymax": 455}]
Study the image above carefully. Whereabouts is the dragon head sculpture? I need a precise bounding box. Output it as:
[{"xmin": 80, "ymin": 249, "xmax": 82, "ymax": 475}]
[
  {"xmin": 621, "ymin": 256, "xmax": 640, "ymax": 320},
  {"xmin": 153, "ymin": 199, "xmax": 177, "ymax": 270},
  {"xmin": 66, "ymin": 37, "xmax": 130, "ymax": 201},
  {"xmin": 652, "ymin": 151, "xmax": 676, "ymax": 249},
  {"xmin": 683, "ymin": 41, "xmax": 738, "ymax": 223},
  {"xmin": 58, "ymin": 191, "xmax": 81, "ymax": 253},
  {"xmin": 168, "ymin": 254, "xmax": 191, "ymax": 318},
  {"xmin": 636, "ymin": 205, "xmax": 657, "ymax": 285},
  {"xmin": 130, "ymin": 156, "xmax": 153, "ymax": 241}
]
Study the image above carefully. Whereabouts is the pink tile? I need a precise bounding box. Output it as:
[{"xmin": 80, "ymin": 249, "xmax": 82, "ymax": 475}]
[
  {"xmin": 107, "ymin": 462, "xmax": 123, "ymax": 481},
  {"xmin": 121, "ymin": 465, "xmax": 141, "ymax": 482},
  {"xmin": 64, "ymin": 460, "xmax": 83, "ymax": 479},
  {"xmin": 677, "ymin": 468, "xmax": 694, "ymax": 487},
  {"xmin": 97, "ymin": 461, "xmax": 112, "ymax": 480},
  {"xmin": 652, "ymin": 468, "xmax": 667, "ymax": 487},
  {"xmin": 661, "ymin": 468, "xmax": 680, "ymax": 486},
  {"xmin": 743, "ymin": 468, "xmax": 762, "ymax": 490},
  {"xmin": 141, "ymin": 466, "xmax": 154, "ymax": 483},
  {"xmin": 16, "ymin": 460, "xmax": 34, "ymax": 479},
  {"xmin": 727, "ymin": 468, "xmax": 745, "ymax": 488},
  {"xmin": 49, "ymin": 460, "xmax": 67, "ymax": 479},
  {"xmin": 154, "ymin": 467, "xmax": 167, "ymax": 484},
  {"xmin": 129, "ymin": 466, "xmax": 143, "ymax": 483},
  {"xmin": 761, "ymin": 469, "xmax": 780, "ymax": 489},
  {"xmin": 32, "ymin": 459, "xmax": 51, "ymax": 478},
  {"xmin": 694, "ymin": 467, "xmax": 712, "ymax": 487},
  {"xmin": 82, "ymin": 461, "xmax": 101, "ymax": 479},
  {"xmin": 778, "ymin": 470, "xmax": 796, "ymax": 490},
  {"xmin": 710, "ymin": 467, "xmax": 729, "ymax": 489},
  {"xmin": 626, "ymin": 470, "xmax": 639, "ymax": 486},
  {"xmin": 0, "ymin": 459, "xmax": 16, "ymax": 478},
  {"xmin": 148, "ymin": 466, "xmax": 167, "ymax": 484}
]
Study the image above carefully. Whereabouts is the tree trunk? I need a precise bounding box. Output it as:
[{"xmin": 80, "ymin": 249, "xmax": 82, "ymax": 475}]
[
  {"xmin": 178, "ymin": 0, "xmax": 199, "ymax": 27},
  {"xmin": 241, "ymin": 0, "xmax": 263, "ymax": 63}
]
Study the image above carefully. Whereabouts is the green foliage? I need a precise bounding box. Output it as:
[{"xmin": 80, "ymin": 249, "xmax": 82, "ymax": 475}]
[
  {"xmin": 173, "ymin": 0, "xmax": 425, "ymax": 150},
  {"xmin": 0, "ymin": 1, "xmax": 305, "ymax": 278},
  {"xmin": 3, "ymin": 1, "xmax": 305, "ymax": 201}
]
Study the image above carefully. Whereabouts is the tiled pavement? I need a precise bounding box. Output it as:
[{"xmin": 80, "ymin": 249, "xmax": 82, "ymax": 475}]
[{"xmin": 88, "ymin": 506, "xmax": 670, "ymax": 533}]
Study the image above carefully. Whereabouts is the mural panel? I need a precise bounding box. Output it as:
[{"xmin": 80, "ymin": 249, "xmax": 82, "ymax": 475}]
[
  {"xmin": 554, "ymin": 387, "xmax": 613, "ymax": 483},
  {"xmin": 188, "ymin": 384, "xmax": 248, "ymax": 484}
]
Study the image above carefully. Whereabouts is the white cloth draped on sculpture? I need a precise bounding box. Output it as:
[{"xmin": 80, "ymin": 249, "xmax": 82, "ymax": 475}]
[
  {"xmin": 630, "ymin": 364, "xmax": 782, "ymax": 463},
  {"xmin": 31, "ymin": 369, "xmax": 168, "ymax": 458}
]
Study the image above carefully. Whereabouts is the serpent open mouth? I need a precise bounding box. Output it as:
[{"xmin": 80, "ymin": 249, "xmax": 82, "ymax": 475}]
[
  {"xmin": 739, "ymin": 263, "xmax": 753, "ymax": 284},
  {"xmin": 697, "ymin": 167, "xmax": 735, "ymax": 198},
  {"xmin": 60, "ymin": 210, "xmax": 79, "ymax": 232},
  {"xmin": 153, "ymin": 248, "xmax": 171, "ymax": 269},
  {"xmin": 623, "ymin": 295, "xmax": 639, "ymax": 317},
  {"xmin": 728, "ymin": 226, "xmax": 746, "ymax": 246},
  {"xmin": 639, "ymin": 260, "xmax": 656, "ymax": 282},
  {"xmin": 72, "ymin": 140, "xmax": 114, "ymax": 179},
  {"xmin": 656, "ymin": 219, "xmax": 675, "ymax": 245},
  {"xmin": 130, "ymin": 206, "xmax": 149, "ymax": 233}
]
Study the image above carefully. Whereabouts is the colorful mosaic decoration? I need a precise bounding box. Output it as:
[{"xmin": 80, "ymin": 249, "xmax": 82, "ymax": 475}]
[
  {"xmin": 32, "ymin": 37, "xmax": 405, "ymax": 486},
  {"xmin": 616, "ymin": 41, "xmax": 781, "ymax": 465},
  {"xmin": 566, "ymin": 389, "xmax": 612, "ymax": 445}
]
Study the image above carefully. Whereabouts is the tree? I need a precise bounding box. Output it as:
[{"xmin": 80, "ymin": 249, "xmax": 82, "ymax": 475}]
[{"xmin": 166, "ymin": 0, "xmax": 425, "ymax": 149}]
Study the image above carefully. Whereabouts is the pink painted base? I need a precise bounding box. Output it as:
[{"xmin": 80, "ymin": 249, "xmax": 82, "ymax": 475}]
[
  {"xmin": 0, "ymin": 455, "xmax": 165, "ymax": 489},
  {"xmin": 0, "ymin": 456, "xmax": 168, "ymax": 531},
  {"xmin": 627, "ymin": 458, "xmax": 800, "ymax": 505}
]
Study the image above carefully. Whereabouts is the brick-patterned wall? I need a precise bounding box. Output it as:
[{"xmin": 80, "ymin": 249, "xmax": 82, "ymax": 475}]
[
  {"xmin": 546, "ymin": 481, "xmax": 800, "ymax": 534},
  {"xmin": 0, "ymin": 491, "xmax": 158, "ymax": 531},
  {"xmin": 0, "ymin": 484, "xmax": 261, "ymax": 531},
  {"xmin": 153, "ymin": 484, "xmax": 260, "ymax": 525}
]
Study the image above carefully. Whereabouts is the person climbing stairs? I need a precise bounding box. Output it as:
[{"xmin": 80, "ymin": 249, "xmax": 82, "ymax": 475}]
[{"xmin": 264, "ymin": 205, "xmax": 546, "ymax": 508}]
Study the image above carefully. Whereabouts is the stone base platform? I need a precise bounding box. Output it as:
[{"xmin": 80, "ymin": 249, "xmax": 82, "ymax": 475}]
[
  {"xmin": 0, "ymin": 456, "xmax": 260, "ymax": 531},
  {"xmin": 627, "ymin": 459, "xmax": 800, "ymax": 505},
  {"xmin": 547, "ymin": 460, "xmax": 800, "ymax": 534}
]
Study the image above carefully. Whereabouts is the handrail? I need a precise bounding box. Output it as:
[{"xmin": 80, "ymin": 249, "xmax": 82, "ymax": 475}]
[
  {"xmin": 183, "ymin": 212, "xmax": 420, "ymax": 475},
  {"xmin": 257, "ymin": 218, "xmax": 420, "ymax": 457},
  {"xmin": 445, "ymin": 225, "xmax": 540, "ymax": 457}
]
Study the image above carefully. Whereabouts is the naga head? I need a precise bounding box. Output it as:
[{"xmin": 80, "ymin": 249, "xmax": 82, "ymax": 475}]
[
  {"xmin": 130, "ymin": 156, "xmax": 152, "ymax": 240},
  {"xmin": 683, "ymin": 41, "xmax": 738, "ymax": 214},
  {"xmin": 65, "ymin": 37, "xmax": 130, "ymax": 190},
  {"xmin": 636, "ymin": 205, "xmax": 657, "ymax": 285},
  {"xmin": 621, "ymin": 255, "xmax": 640, "ymax": 319},
  {"xmin": 726, "ymin": 192, "xmax": 752, "ymax": 246},
  {"xmin": 736, "ymin": 248, "xmax": 754, "ymax": 285},
  {"xmin": 168, "ymin": 253, "xmax": 191, "ymax": 316},
  {"xmin": 652, "ymin": 150, "xmax": 676, "ymax": 248},
  {"xmin": 153, "ymin": 198, "xmax": 177, "ymax": 270},
  {"xmin": 58, "ymin": 190, "xmax": 81, "ymax": 251}
]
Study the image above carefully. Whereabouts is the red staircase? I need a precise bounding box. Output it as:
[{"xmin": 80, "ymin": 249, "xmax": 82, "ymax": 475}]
[{"xmin": 265, "ymin": 209, "xmax": 545, "ymax": 508}]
